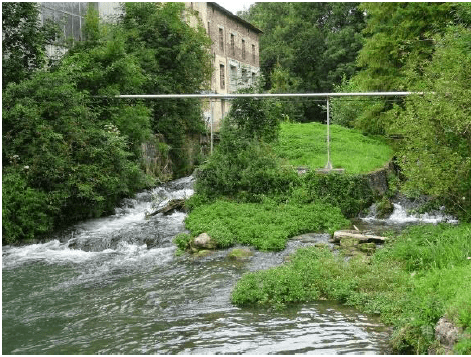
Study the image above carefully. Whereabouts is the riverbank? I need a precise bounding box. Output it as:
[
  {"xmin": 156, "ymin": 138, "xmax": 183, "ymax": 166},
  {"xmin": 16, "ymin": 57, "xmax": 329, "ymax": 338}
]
[
  {"xmin": 182, "ymin": 120, "xmax": 470, "ymax": 354},
  {"xmin": 231, "ymin": 222, "xmax": 471, "ymax": 354},
  {"xmin": 1, "ymin": 176, "xmax": 391, "ymax": 355}
]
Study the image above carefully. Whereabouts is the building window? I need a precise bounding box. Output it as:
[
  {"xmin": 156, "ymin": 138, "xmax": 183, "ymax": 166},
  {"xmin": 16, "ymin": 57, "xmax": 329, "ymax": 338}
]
[
  {"xmin": 230, "ymin": 65, "xmax": 238, "ymax": 90},
  {"xmin": 220, "ymin": 64, "xmax": 225, "ymax": 89},
  {"xmin": 252, "ymin": 72, "xmax": 256, "ymax": 85},
  {"xmin": 230, "ymin": 34, "xmax": 235, "ymax": 56},
  {"xmin": 252, "ymin": 44, "xmax": 255, "ymax": 62},
  {"xmin": 242, "ymin": 39, "xmax": 246, "ymax": 60},
  {"xmin": 242, "ymin": 68, "xmax": 248, "ymax": 85},
  {"xmin": 219, "ymin": 28, "xmax": 224, "ymax": 52}
]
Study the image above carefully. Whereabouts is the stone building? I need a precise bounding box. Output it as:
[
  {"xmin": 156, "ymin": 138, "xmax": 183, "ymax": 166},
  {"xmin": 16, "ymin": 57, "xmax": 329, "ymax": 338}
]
[
  {"xmin": 186, "ymin": 2, "xmax": 262, "ymax": 131},
  {"xmin": 38, "ymin": 2, "xmax": 262, "ymax": 131}
]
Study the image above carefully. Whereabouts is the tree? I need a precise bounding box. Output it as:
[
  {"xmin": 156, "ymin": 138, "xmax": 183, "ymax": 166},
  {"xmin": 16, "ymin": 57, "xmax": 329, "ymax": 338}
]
[
  {"xmin": 389, "ymin": 26, "xmax": 471, "ymax": 221},
  {"xmin": 339, "ymin": 2, "xmax": 461, "ymax": 135},
  {"xmin": 243, "ymin": 2, "xmax": 366, "ymax": 122},
  {"xmin": 2, "ymin": 70, "xmax": 150, "ymax": 243},
  {"xmin": 120, "ymin": 2, "xmax": 212, "ymax": 176},
  {"xmin": 2, "ymin": 2, "xmax": 58, "ymax": 89},
  {"xmin": 2, "ymin": 2, "xmax": 214, "ymax": 243}
]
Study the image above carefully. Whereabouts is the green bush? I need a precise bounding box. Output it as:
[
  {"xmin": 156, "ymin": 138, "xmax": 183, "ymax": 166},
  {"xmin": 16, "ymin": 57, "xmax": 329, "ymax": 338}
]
[
  {"xmin": 295, "ymin": 171, "xmax": 375, "ymax": 217},
  {"xmin": 173, "ymin": 233, "xmax": 192, "ymax": 253},
  {"xmin": 195, "ymin": 134, "xmax": 299, "ymax": 201},
  {"xmin": 2, "ymin": 169, "xmax": 54, "ymax": 244},
  {"xmin": 2, "ymin": 70, "xmax": 150, "ymax": 242},
  {"xmin": 184, "ymin": 200, "xmax": 349, "ymax": 251}
]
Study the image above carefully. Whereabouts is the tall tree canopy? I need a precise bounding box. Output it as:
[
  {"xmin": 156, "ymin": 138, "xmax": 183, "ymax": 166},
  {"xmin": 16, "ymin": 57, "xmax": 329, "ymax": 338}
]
[
  {"xmin": 334, "ymin": 2, "xmax": 467, "ymax": 135},
  {"xmin": 242, "ymin": 2, "xmax": 366, "ymax": 121},
  {"xmin": 332, "ymin": 2, "xmax": 471, "ymax": 220}
]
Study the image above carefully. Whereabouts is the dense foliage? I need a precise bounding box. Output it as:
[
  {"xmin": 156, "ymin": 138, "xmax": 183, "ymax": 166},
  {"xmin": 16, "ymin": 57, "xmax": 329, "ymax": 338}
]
[
  {"xmin": 120, "ymin": 2, "xmax": 212, "ymax": 176},
  {"xmin": 2, "ymin": 3, "xmax": 212, "ymax": 243},
  {"xmin": 2, "ymin": 71, "xmax": 150, "ymax": 243},
  {"xmin": 194, "ymin": 89, "xmax": 294, "ymax": 201},
  {"xmin": 389, "ymin": 26, "xmax": 471, "ymax": 222},
  {"xmin": 295, "ymin": 172, "xmax": 374, "ymax": 218},
  {"xmin": 242, "ymin": 2, "xmax": 366, "ymax": 122},
  {"xmin": 2, "ymin": 2, "xmax": 58, "ymax": 89},
  {"xmin": 329, "ymin": 3, "xmax": 471, "ymax": 221},
  {"xmin": 331, "ymin": 3, "xmax": 461, "ymax": 135},
  {"xmin": 183, "ymin": 200, "xmax": 349, "ymax": 251},
  {"xmin": 232, "ymin": 223, "xmax": 471, "ymax": 354}
]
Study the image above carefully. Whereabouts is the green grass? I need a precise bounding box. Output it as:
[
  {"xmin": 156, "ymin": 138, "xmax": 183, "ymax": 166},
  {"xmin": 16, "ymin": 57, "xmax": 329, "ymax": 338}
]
[
  {"xmin": 274, "ymin": 122, "xmax": 393, "ymax": 173},
  {"xmin": 184, "ymin": 199, "xmax": 350, "ymax": 251},
  {"xmin": 231, "ymin": 223, "xmax": 471, "ymax": 354}
]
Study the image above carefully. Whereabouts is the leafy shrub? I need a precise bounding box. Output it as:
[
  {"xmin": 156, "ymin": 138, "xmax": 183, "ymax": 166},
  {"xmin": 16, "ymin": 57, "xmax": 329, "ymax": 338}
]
[
  {"xmin": 173, "ymin": 233, "xmax": 192, "ymax": 253},
  {"xmin": 389, "ymin": 26, "xmax": 471, "ymax": 222},
  {"xmin": 225, "ymin": 87, "xmax": 282, "ymax": 143},
  {"xmin": 296, "ymin": 171, "xmax": 375, "ymax": 217},
  {"xmin": 2, "ymin": 169, "xmax": 54, "ymax": 244},
  {"xmin": 184, "ymin": 200, "xmax": 349, "ymax": 251},
  {"xmin": 195, "ymin": 133, "xmax": 299, "ymax": 201},
  {"xmin": 2, "ymin": 70, "xmax": 150, "ymax": 242}
]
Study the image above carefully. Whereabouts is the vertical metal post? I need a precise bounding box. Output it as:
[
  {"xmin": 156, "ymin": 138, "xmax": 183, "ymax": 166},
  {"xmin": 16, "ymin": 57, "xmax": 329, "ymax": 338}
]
[
  {"xmin": 210, "ymin": 99, "xmax": 214, "ymax": 154},
  {"xmin": 325, "ymin": 96, "xmax": 332, "ymax": 170},
  {"xmin": 221, "ymin": 98, "xmax": 225, "ymax": 121}
]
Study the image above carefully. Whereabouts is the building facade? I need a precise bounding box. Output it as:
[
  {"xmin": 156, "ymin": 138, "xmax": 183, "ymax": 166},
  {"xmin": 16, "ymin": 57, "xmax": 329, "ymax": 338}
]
[
  {"xmin": 38, "ymin": 2, "xmax": 262, "ymax": 131},
  {"xmin": 187, "ymin": 2, "xmax": 262, "ymax": 130}
]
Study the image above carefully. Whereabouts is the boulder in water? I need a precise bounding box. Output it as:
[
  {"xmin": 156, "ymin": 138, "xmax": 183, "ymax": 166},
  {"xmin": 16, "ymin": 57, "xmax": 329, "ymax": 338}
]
[
  {"xmin": 227, "ymin": 248, "xmax": 253, "ymax": 261},
  {"xmin": 333, "ymin": 230, "xmax": 386, "ymax": 257},
  {"xmin": 191, "ymin": 233, "xmax": 217, "ymax": 250}
]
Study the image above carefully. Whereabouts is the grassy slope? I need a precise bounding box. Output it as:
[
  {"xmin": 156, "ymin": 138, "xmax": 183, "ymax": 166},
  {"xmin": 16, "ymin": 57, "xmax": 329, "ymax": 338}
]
[{"xmin": 274, "ymin": 122, "xmax": 393, "ymax": 173}]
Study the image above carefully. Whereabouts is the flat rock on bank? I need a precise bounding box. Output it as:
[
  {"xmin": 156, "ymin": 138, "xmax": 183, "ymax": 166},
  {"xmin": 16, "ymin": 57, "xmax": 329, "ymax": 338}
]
[{"xmin": 332, "ymin": 230, "xmax": 387, "ymax": 244}]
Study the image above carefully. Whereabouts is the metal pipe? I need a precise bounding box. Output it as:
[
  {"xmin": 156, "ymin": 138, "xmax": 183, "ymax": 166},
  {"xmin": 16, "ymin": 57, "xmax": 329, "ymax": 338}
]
[
  {"xmin": 325, "ymin": 96, "xmax": 332, "ymax": 170},
  {"xmin": 210, "ymin": 99, "xmax": 214, "ymax": 154},
  {"xmin": 109, "ymin": 92, "xmax": 425, "ymax": 100}
]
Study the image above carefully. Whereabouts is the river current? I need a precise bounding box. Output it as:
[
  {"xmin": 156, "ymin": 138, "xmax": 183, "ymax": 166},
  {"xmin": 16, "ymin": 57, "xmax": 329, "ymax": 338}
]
[{"xmin": 3, "ymin": 176, "xmax": 394, "ymax": 354}]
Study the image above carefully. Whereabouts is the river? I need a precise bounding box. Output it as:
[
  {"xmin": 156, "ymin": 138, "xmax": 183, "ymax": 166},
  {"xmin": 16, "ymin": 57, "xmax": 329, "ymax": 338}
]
[{"xmin": 3, "ymin": 176, "xmax": 397, "ymax": 354}]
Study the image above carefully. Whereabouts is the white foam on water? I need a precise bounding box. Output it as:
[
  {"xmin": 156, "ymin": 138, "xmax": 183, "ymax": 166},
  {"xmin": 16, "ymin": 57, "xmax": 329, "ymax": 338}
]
[
  {"xmin": 2, "ymin": 239, "xmax": 175, "ymax": 272},
  {"xmin": 3, "ymin": 176, "xmax": 194, "ymax": 270},
  {"xmin": 2, "ymin": 240, "xmax": 102, "ymax": 269},
  {"xmin": 362, "ymin": 203, "xmax": 459, "ymax": 225}
]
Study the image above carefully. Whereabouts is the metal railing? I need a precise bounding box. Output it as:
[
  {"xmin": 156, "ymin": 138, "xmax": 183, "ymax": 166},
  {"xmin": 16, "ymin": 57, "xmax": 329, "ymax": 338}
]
[{"xmin": 110, "ymin": 92, "xmax": 426, "ymax": 169}]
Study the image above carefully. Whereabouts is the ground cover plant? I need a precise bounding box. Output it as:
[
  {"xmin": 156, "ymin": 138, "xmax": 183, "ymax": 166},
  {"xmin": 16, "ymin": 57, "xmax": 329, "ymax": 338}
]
[
  {"xmin": 273, "ymin": 122, "xmax": 393, "ymax": 173},
  {"xmin": 180, "ymin": 199, "xmax": 349, "ymax": 251},
  {"xmin": 231, "ymin": 223, "xmax": 471, "ymax": 354}
]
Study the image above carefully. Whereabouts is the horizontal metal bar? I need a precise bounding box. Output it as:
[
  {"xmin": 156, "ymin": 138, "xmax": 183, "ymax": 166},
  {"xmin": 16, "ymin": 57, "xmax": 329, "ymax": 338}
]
[{"xmin": 101, "ymin": 92, "xmax": 426, "ymax": 100}]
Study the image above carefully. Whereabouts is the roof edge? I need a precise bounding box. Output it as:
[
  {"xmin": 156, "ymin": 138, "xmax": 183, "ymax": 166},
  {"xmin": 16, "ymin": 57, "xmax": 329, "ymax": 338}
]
[{"xmin": 208, "ymin": 2, "xmax": 262, "ymax": 34}]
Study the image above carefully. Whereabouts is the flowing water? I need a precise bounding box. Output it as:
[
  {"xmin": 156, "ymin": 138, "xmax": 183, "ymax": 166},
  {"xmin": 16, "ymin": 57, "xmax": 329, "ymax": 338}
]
[{"xmin": 3, "ymin": 177, "xmax": 392, "ymax": 355}]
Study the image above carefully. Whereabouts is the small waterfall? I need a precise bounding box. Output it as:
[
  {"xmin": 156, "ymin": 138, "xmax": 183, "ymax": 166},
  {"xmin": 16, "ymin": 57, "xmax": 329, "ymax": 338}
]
[
  {"xmin": 2, "ymin": 176, "xmax": 195, "ymax": 268},
  {"xmin": 362, "ymin": 200, "xmax": 458, "ymax": 225}
]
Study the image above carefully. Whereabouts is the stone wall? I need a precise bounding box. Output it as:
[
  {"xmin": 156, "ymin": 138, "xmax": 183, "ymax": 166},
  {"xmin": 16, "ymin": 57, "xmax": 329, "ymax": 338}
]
[{"xmin": 364, "ymin": 162, "xmax": 394, "ymax": 196}]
